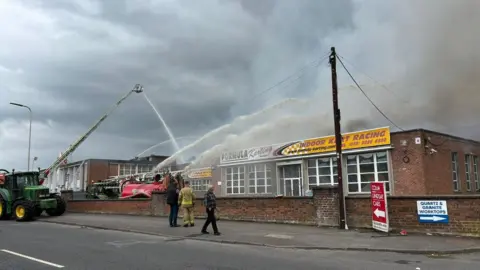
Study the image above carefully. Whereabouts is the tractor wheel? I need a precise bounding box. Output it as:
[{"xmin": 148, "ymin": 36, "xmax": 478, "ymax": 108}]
[
  {"xmin": 34, "ymin": 207, "xmax": 43, "ymax": 217},
  {"xmin": 13, "ymin": 200, "xmax": 35, "ymax": 222},
  {"xmin": 0, "ymin": 197, "xmax": 11, "ymax": 220},
  {"xmin": 46, "ymin": 195, "xmax": 66, "ymax": 216}
]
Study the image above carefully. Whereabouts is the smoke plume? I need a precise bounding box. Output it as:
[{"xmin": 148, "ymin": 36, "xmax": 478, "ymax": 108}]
[
  {"xmin": 394, "ymin": 0, "xmax": 480, "ymax": 138},
  {"xmin": 166, "ymin": 1, "xmax": 480, "ymax": 169}
]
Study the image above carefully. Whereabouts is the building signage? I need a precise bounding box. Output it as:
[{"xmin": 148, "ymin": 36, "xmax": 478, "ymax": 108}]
[
  {"xmin": 187, "ymin": 168, "xmax": 212, "ymax": 179},
  {"xmin": 371, "ymin": 182, "xmax": 389, "ymax": 233},
  {"xmin": 247, "ymin": 146, "xmax": 273, "ymax": 160},
  {"xmin": 221, "ymin": 146, "xmax": 274, "ymax": 164},
  {"xmin": 275, "ymin": 127, "xmax": 391, "ymax": 157},
  {"xmin": 221, "ymin": 149, "xmax": 248, "ymax": 163},
  {"xmin": 416, "ymin": 200, "xmax": 449, "ymax": 224}
]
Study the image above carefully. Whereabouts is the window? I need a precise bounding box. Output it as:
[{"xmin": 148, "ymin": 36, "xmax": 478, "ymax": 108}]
[
  {"xmin": 465, "ymin": 155, "xmax": 472, "ymax": 191},
  {"xmin": 138, "ymin": 165, "xmax": 151, "ymax": 173},
  {"xmin": 474, "ymin": 156, "xmax": 479, "ymax": 192},
  {"xmin": 15, "ymin": 174, "xmax": 39, "ymax": 187},
  {"xmin": 191, "ymin": 179, "xmax": 210, "ymax": 192},
  {"xmin": 279, "ymin": 164, "xmax": 303, "ymax": 196},
  {"xmin": 307, "ymin": 157, "xmax": 338, "ymax": 189},
  {"xmin": 452, "ymin": 152, "xmax": 459, "ymax": 191},
  {"xmin": 119, "ymin": 164, "xmax": 135, "ymax": 176},
  {"xmin": 226, "ymin": 166, "xmax": 245, "ymax": 194},
  {"xmin": 346, "ymin": 151, "xmax": 390, "ymax": 193},
  {"xmin": 248, "ymin": 164, "xmax": 273, "ymax": 194}
]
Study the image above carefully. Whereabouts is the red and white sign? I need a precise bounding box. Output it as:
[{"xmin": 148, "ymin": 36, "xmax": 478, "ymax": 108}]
[{"xmin": 370, "ymin": 182, "xmax": 389, "ymax": 233}]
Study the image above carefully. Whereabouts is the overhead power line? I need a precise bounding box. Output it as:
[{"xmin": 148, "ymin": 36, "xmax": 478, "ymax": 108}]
[
  {"xmin": 336, "ymin": 54, "xmax": 410, "ymax": 104},
  {"xmin": 335, "ymin": 55, "xmax": 404, "ymax": 131},
  {"xmin": 249, "ymin": 51, "xmax": 330, "ymax": 101}
]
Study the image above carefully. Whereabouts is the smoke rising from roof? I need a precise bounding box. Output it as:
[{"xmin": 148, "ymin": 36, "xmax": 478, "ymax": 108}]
[
  {"xmin": 394, "ymin": 0, "xmax": 480, "ymax": 138},
  {"xmin": 173, "ymin": 1, "xmax": 480, "ymax": 169}
]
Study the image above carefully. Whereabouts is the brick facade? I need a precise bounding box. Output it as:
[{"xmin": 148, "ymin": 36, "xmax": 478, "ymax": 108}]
[
  {"xmin": 346, "ymin": 195, "xmax": 480, "ymax": 236},
  {"xmin": 60, "ymin": 128, "xmax": 480, "ymax": 197},
  {"xmin": 390, "ymin": 129, "xmax": 480, "ymax": 195},
  {"xmin": 62, "ymin": 187, "xmax": 480, "ymax": 236},
  {"xmin": 390, "ymin": 130, "xmax": 427, "ymax": 195},
  {"xmin": 213, "ymin": 129, "xmax": 480, "ymax": 198}
]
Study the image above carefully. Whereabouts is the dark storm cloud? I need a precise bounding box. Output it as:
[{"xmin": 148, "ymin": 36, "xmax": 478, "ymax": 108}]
[{"xmin": 1, "ymin": 0, "xmax": 358, "ymax": 169}]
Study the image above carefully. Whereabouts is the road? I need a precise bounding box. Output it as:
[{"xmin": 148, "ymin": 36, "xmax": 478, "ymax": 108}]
[{"xmin": 0, "ymin": 222, "xmax": 479, "ymax": 270}]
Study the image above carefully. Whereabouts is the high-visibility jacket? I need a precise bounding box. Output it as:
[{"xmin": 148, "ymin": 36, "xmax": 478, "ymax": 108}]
[{"xmin": 178, "ymin": 187, "xmax": 195, "ymax": 206}]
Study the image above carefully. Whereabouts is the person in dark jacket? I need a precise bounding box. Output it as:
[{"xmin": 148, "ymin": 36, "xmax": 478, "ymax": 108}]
[
  {"xmin": 201, "ymin": 185, "xmax": 221, "ymax": 235},
  {"xmin": 166, "ymin": 177, "xmax": 180, "ymax": 227}
]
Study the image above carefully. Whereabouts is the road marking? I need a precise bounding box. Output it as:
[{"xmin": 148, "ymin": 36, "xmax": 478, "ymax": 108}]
[
  {"xmin": 1, "ymin": 249, "xmax": 64, "ymax": 268},
  {"xmin": 264, "ymin": 234, "xmax": 293, "ymax": 239}
]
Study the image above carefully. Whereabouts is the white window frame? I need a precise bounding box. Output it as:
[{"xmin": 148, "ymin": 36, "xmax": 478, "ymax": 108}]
[
  {"xmin": 307, "ymin": 157, "xmax": 338, "ymax": 188},
  {"xmin": 225, "ymin": 166, "xmax": 245, "ymax": 195},
  {"xmin": 276, "ymin": 161, "xmax": 304, "ymax": 197},
  {"xmin": 138, "ymin": 165, "xmax": 152, "ymax": 173},
  {"xmin": 191, "ymin": 179, "xmax": 210, "ymax": 192},
  {"xmin": 119, "ymin": 164, "xmax": 126, "ymax": 176},
  {"xmin": 247, "ymin": 164, "xmax": 272, "ymax": 194},
  {"xmin": 452, "ymin": 152, "xmax": 460, "ymax": 192},
  {"xmin": 120, "ymin": 164, "xmax": 134, "ymax": 176},
  {"xmin": 465, "ymin": 154, "xmax": 472, "ymax": 191},
  {"xmin": 474, "ymin": 156, "xmax": 479, "ymax": 192},
  {"xmin": 346, "ymin": 151, "xmax": 390, "ymax": 194}
]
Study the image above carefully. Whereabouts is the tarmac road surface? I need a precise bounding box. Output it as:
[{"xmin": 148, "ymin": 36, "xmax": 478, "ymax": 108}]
[{"xmin": 1, "ymin": 222, "xmax": 480, "ymax": 270}]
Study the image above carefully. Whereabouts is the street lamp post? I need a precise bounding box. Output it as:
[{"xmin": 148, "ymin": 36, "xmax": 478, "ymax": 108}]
[
  {"xmin": 10, "ymin": 102, "xmax": 32, "ymax": 171},
  {"xmin": 32, "ymin": 157, "xmax": 38, "ymax": 170}
]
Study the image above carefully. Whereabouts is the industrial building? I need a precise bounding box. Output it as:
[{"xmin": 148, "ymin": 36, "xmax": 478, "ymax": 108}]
[
  {"xmin": 47, "ymin": 127, "xmax": 480, "ymax": 198},
  {"xmin": 46, "ymin": 155, "xmax": 170, "ymax": 192},
  {"xmin": 47, "ymin": 154, "xmax": 216, "ymax": 197},
  {"xmin": 217, "ymin": 127, "xmax": 480, "ymax": 197}
]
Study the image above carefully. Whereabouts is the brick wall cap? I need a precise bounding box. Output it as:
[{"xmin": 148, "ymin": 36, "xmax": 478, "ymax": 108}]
[
  {"xmin": 311, "ymin": 186, "xmax": 338, "ymax": 191},
  {"xmin": 214, "ymin": 196, "xmax": 311, "ymax": 200},
  {"xmin": 389, "ymin": 195, "xmax": 480, "ymax": 200},
  {"xmin": 72, "ymin": 198, "xmax": 150, "ymax": 202},
  {"xmin": 347, "ymin": 194, "xmax": 480, "ymax": 200}
]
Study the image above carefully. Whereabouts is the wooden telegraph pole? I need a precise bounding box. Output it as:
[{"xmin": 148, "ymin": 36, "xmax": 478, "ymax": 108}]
[{"xmin": 329, "ymin": 47, "xmax": 346, "ymax": 229}]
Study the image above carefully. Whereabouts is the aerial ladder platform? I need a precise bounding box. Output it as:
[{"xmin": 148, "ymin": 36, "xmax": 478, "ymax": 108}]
[{"xmin": 43, "ymin": 84, "xmax": 144, "ymax": 192}]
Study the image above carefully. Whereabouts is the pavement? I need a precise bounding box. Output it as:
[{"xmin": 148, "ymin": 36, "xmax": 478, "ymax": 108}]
[
  {"xmin": 36, "ymin": 213, "xmax": 480, "ymax": 255},
  {"xmin": 2, "ymin": 221, "xmax": 480, "ymax": 269}
]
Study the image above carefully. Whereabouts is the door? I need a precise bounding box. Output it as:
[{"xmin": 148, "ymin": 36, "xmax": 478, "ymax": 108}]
[
  {"xmin": 279, "ymin": 164, "xmax": 303, "ymax": 196},
  {"xmin": 284, "ymin": 178, "xmax": 302, "ymax": 196}
]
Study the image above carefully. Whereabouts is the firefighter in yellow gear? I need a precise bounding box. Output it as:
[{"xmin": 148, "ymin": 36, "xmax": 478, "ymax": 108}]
[{"xmin": 178, "ymin": 180, "xmax": 196, "ymax": 227}]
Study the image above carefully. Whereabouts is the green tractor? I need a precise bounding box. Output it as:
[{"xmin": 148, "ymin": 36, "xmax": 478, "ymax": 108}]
[{"xmin": 0, "ymin": 169, "xmax": 66, "ymax": 222}]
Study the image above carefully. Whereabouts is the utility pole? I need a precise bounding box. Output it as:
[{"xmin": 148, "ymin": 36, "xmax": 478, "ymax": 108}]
[{"xmin": 329, "ymin": 47, "xmax": 346, "ymax": 230}]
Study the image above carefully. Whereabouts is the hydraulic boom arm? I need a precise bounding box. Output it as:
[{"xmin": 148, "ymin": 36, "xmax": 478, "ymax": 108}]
[{"xmin": 44, "ymin": 84, "xmax": 144, "ymax": 176}]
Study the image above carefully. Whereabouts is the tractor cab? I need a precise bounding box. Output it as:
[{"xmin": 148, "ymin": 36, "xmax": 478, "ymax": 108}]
[
  {"xmin": 0, "ymin": 169, "xmax": 66, "ymax": 221},
  {"xmin": 1, "ymin": 171, "xmax": 49, "ymax": 200}
]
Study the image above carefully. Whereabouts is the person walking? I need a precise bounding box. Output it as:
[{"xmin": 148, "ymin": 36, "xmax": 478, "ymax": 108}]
[
  {"xmin": 178, "ymin": 181, "xmax": 195, "ymax": 227},
  {"xmin": 166, "ymin": 177, "xmax": 180, "ymax": 227},
  {"xmin": 201, "ymin": 185, "xmax": 221, "ymax": 235}
]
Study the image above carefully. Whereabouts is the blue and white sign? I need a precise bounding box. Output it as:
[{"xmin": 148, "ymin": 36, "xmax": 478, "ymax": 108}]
[{"xmin": 416, "ymin": 200, "xmax": 449, "ymax": 224}]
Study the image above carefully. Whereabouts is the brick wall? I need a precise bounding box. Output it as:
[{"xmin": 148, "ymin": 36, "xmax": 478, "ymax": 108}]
[
  {"xmin": 67, "ymin": 199, "xmax": 152, "ymax": 216},
  {"xmin": 87, "ymin": 160, "xmax": 110, "ymax": 184},
  {"xmin": 63, "ymin": 188, "xmax": 326, "ymax": 225},
  {"xmin": 108, "ymin": 163, "xmax": 119, "ymax": 178},
  {"xmin": 62, "ymin": 187, "xmax": 480, "ymax": 236},
  {"xmin": 390, "ymin": 131, "xmax": 427, "ymax": 195},
  {"xmin": 346, "ymin": 195, "xmax": 480, "ymax": 236},
  {"xmin": 422, "ymin": 130, "xmax": 480, "ymax": 194},
  {"xmin": 390, "ymin": 130, "xmax": 480, "ymax": 195}
]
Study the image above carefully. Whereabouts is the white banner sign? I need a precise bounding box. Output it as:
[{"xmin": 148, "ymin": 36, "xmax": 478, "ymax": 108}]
[{"xmin": 221, "ymin": 145, "xmax": 274, "ymax": 164}]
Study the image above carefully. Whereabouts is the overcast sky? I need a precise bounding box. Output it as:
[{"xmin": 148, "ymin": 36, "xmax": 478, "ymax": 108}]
[{"xmin": 1, "ymin": 0, "xmax": 479, "ymax": 171}]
